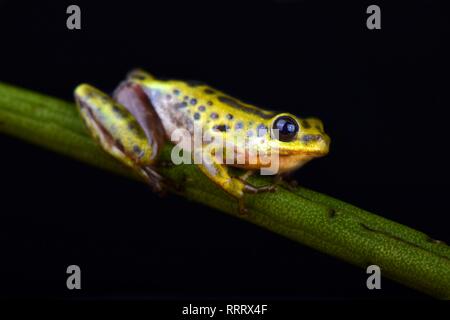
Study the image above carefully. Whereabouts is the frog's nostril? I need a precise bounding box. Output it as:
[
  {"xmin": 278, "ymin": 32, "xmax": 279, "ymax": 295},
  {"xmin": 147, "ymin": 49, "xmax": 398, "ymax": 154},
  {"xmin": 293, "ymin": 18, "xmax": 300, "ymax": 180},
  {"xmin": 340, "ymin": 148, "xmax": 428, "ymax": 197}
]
[{"xmin": 301, "ymin": 134, "xmax": 322, "ymax": 142}]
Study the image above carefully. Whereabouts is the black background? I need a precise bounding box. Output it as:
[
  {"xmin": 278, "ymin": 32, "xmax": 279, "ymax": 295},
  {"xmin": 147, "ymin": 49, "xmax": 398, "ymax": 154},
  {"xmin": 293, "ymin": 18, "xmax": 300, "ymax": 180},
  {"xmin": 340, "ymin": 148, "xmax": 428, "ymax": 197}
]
[{"xmin": 0, "ymin": 0, "xmax": 448, "ymax": 299}]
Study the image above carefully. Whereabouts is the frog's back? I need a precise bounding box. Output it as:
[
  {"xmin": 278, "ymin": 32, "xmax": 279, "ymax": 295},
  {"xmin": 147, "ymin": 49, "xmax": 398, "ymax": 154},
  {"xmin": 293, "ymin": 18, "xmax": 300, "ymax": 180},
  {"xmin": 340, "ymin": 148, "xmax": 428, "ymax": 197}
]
[{"xmin": 128, "ymin": 70, "xmax": 275, "ymax": 140}]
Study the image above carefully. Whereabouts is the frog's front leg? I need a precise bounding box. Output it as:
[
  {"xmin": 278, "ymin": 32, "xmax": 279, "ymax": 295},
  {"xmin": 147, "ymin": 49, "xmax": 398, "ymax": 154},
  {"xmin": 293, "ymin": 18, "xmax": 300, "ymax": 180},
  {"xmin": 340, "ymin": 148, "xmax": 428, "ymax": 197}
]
[
  {"xmin": 74, "ymin": 83, "xmax": 166, "ymax": 193},
  {"xmin": 195, "ymin": 146, "xmax": 276, "ymax": 215}
]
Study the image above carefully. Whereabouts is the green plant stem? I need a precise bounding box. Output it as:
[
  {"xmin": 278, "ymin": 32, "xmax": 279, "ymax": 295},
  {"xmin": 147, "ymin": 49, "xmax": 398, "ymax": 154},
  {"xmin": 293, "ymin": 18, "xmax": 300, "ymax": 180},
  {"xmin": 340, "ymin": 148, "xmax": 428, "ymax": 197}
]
[{"xmin": 0, "ymin": 82, "xmax": 449, "ymax": 298}]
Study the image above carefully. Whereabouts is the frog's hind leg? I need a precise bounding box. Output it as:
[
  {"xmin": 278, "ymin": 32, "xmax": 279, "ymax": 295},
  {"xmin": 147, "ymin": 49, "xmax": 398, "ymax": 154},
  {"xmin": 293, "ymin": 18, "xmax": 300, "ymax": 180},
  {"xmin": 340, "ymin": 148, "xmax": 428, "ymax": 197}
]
[
  {"xmin": 113, "ymin": 81, "xmax": 177, "ymax": 192},
  {"xmin": 74, "ymin": 83, "xmax": 166, "ymax": 193},
  {"xmin": 113, "ymin": 80, "xmax": 166, "ymax": 159}
]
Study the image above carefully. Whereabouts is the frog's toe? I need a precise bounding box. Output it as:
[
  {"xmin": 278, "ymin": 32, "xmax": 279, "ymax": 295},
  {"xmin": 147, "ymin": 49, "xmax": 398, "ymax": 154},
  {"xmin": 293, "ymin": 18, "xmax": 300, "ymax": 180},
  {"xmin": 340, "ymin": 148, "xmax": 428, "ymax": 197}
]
[
  {"xmin": 274, "ymin": 174, "xmax": 298, "ymax": 191},
  {"xmin": 156, "ymin": 160, "xmax": 177, "ymax": 168},
  {"xmin": 238, "ymin": 199, "xmax": 249, "ymax": 216},
  {"xmin": 243, "ymin": 183, "xmax": 277, "ymax": 194},
  {"xmin": 141, "ymin": 166, "xmax": 166, "ymax": 193},
  {"xmin": 142, "ymin": 166, "xmax": 187, "ymax": 195}
]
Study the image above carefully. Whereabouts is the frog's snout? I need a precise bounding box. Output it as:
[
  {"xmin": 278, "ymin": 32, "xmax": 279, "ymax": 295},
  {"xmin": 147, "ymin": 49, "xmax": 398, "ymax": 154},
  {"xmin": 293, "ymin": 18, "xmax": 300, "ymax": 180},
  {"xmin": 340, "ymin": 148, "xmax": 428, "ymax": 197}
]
[
  {"xmin": 301, "ymin": 134, "xmax": 323, "ymax": 143},
  {"xmin": 317, "ymin": 133, "xmax": 331, "ymax": 155},
  {"xmin": 299, "ymin": 132, "xmax": 330, "ymax": 155}
]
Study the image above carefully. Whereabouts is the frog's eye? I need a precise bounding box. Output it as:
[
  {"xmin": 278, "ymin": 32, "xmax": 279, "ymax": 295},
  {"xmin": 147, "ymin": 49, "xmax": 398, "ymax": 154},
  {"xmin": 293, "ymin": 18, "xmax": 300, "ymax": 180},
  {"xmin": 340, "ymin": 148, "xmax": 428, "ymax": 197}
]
[{"xmin": 272, "ymin": 116, "xmax": 299, "ymax": 142}]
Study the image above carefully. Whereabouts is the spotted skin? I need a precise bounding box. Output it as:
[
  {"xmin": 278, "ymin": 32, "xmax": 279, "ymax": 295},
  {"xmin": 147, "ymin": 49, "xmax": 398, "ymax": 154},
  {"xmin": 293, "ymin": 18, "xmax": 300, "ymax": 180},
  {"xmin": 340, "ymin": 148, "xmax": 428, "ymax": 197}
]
[
  {"xmin": 126, "ymin": 70, "xmax": 328, "ymax": 157},
  {"xmin": 75, "ymin": 69, "xmax": 330, "ymax": 213}
]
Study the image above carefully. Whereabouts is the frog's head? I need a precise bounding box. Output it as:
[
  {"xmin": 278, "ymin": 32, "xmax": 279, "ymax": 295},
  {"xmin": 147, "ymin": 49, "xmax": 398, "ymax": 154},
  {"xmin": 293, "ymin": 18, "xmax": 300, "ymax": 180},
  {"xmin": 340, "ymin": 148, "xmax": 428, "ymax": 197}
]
[{"xmin": 264, "ymin": 113, "xmax": 330, "ymax": 172}]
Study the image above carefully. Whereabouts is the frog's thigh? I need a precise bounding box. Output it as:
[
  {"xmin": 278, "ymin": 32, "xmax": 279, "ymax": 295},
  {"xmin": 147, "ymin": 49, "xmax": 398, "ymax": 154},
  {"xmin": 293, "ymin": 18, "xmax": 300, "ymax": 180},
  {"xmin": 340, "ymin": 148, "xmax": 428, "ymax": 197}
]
[
  {"xmin": 74, "ymin": 84, "xmax": 157, "ymax": 171},
  {"xmin": 113, "ymin": 80, "xmax": 166, "ymax": 160}
]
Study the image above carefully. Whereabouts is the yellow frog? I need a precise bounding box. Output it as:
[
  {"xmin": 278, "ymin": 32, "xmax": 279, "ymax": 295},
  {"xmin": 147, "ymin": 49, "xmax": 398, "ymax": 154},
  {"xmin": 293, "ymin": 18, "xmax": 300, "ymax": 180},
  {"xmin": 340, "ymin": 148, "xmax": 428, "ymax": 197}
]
[{"xmin": 74, "ymin": 70, "xmax": 330, "ymax": 213}]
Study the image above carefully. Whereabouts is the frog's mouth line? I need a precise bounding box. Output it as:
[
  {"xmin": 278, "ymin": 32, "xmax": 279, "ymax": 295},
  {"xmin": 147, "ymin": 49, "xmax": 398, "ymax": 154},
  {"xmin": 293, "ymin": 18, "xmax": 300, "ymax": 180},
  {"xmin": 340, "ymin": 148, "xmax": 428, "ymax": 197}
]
[
  {"xmin": 231, "ymin": 152, "xmax": 317, "ymax": 173},
  {"xmin": 269, "ymin": 148, "xmax": 329, "ymax": 157}
]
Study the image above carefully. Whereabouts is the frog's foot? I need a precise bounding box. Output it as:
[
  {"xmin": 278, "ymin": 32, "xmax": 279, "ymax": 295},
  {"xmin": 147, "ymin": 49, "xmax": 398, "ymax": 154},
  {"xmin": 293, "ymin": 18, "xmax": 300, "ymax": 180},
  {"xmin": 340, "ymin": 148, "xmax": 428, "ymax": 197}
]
[
  {"xmin": 238, "ymin": 170, "xmax": 277, "ymax": 194},
  {"xmin": 142, "ymin": 166, "xmax": 186, "ymax": 195},
  {"xmin": 274, "ymin": 173, "xmax": 298, "ymax": 191},
  {"xmin": 155, "ymin": 159, "xmax": 177, "ymax": 168},
  {"xmin": 233, "ymin": 181, "xmax": 276, "ymax": 215},
  {"xmin": 238, "ymin": 199, "xmax": 249, "ymax": 216},
  {"xmin": 141, "ymin": 166, "xmax": 166, "ymax": 195},
  {"xmin": 242, "ymin": 182, "xmax": 277, "ymax": 194}
]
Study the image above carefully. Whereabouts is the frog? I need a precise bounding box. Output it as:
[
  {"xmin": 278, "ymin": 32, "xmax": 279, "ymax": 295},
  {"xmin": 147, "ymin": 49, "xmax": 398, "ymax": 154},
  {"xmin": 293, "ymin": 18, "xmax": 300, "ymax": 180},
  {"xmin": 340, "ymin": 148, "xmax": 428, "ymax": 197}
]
[{"xmin": 74, "ymin": 69, "xmax": 330, "ymax": 213}]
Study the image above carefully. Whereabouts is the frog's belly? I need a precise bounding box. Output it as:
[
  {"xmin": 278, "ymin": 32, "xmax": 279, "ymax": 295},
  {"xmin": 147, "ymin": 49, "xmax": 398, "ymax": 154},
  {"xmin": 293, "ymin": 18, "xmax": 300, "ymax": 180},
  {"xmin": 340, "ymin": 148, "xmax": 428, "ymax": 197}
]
[{"xmin": 231, "ymin": 153, "xmax": 314, "ymax": 174}]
